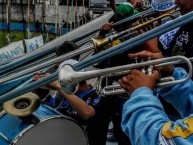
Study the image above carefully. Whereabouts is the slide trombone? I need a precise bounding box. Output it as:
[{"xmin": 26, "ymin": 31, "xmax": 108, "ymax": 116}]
[
  {"xmin": 0, "ymin": 11, "xmax": 114, "ymax": 74},
  {"xmin": 92, "ymin": 14, "xmax": 173, "ymax": 49},
  {"xmin": 0, "ymin": 9, "xmax": 160, "ymax": 83},
  {"xmin": 1, "ymin": 10, "xmax": 193, "ymax": 105},
  {"xmin": 58, "ymin": 56, "xmax": 192, "ymax": 94},
  {"xmin": 0, "ymin": 8, "xmax": 158, "ymax": 82},
  {"xmin": 0, "ymin": 8, "xmax": 156, "ymax": 76},
  {"xmin": 91, "ymin": 9, "xmax": 180, "ymax": 52}
]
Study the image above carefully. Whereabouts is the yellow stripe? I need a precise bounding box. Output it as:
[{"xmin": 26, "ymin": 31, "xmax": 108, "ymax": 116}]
[{"xmin": 162, "ymin": 117, "xmax": 193, "ymax": 139}]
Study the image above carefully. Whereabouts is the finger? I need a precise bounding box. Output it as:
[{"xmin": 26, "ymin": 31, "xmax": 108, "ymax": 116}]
[
  {"xmin": 118, "ymin": 79, "xmax": 125, "ymax": 89},
  {"xmin": 118, "ymin": 78, "xmax": 130, "ymax": 93},
  {"xmin": 33, "ymin": 74, "xmax": 46, "ymax": 80},
  {"xmin": 151, "ymin": 70, "xmax": 160, "ymax": 81},
  {"xmin": 34, "ymin": 72, "xmax": 42, "ymax": 75},
  {"xmin": 120, "ymin": 76, "xmax": 129, "ymax": 85},
  {"xmin": 130, "ymin": 69, "xmax": 142, "ymax": 75},
  {"xmin": 128, "ymin": 51, "xmax": 151, "ymax": 59},
  {"xmin": 32, "ymin": 76, "xmax": 40, "ymax": 81},
  {"xmin": 37, "ymin": 74, "xmax": 46, "ymax": 78}
]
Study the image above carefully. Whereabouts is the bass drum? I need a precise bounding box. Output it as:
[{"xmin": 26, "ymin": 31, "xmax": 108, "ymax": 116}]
[{"xmin": 0, "ymin": 104, "xmax": 89, "ymax": 145}]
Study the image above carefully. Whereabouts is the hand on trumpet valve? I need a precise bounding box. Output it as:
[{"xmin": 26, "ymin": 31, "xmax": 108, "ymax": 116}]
[
  {"xmin": 128, "ymin": 51, "xmax": 174, "ymax": 77},
  {"xmin": 118, "ymin": 69, "xmax": 160, "ymax": 94}
]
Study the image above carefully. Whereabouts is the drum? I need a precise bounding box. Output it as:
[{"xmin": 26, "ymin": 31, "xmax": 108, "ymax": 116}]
[{"xmin": 0, "ymin": 104, "xmax": 89, "ymax": 145}]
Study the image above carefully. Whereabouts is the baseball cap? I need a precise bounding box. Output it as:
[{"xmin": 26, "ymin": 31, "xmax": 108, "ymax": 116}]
[
  {"xmin": 115, "ymin": 2, "xmax": 139, "ymax": 19},
  {"xmin": 151, "ymin": 0, "xmax": 176, "ymax": 12}
]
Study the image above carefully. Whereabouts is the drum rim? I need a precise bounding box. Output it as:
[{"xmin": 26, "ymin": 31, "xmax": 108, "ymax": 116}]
[
  {"xmin": 5, "ymin": 104, "xmax": 89, "ymax": 145},
  {"xmin": 12, "ymin": 116, "xmax": 89, "ymax": 145}
]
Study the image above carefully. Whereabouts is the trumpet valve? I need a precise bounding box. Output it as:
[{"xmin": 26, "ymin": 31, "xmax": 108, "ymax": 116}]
[
  {"xmin": 146, "ymin": 57, "xmax": 153, "ymax": 75},
  {"xmin": 140, "ymin": 59, "xmax": 146, "ymax": 74}
]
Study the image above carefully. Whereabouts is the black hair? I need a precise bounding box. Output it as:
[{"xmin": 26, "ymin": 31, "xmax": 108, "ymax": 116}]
[
  {"xmin": 55, "ymin": 41, "xmax": 79, "ymax": 60},
  {"xmin": 79, "ymin": 80, "xmax": 87, "ymax": 85},
  {"xmin": 109, "ymin": 13, "xmax": 125, "ymax": 23},
  {"xmin": 109, "ymin": 13, "xmax": 128, "ymax": 32}
]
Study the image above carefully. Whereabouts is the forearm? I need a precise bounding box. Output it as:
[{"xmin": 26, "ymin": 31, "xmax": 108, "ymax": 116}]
[
  {"xmin": 159, "ymin": 68, "xmax": 193, "ymax": 117},
  {"xmin": 122, "ymin": 87, "xmax": 193, "ymax": 145},
  {"xmin": 143, "ymin": 37, "xmax": 161, "ymax": 53},
  {"xmin": 122, "ymin": 87, "xmax": 169, "ymax": 145},
  {"xmin": 57, "ymin": 88, "xmax": 95, "ymax": 120}
]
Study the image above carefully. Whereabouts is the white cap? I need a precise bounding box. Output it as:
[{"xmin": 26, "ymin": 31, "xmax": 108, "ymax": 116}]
[{"xmin": 151, "ymin": 0, "xmax": 176, "ymax": 12}]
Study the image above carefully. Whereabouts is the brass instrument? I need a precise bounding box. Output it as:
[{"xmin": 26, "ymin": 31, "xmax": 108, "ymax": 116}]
[
  {"xmin": 97, "ymin": 73, "xmax": 175, "ymax": 97},
  {"xmin": 58, "ymin": 56, "xmax": 192, "ymax": 94},
  {"xmin": 0, "ymin": 8, "xmax": 157, "ymax": 84},
  {"xmin": 91, "ymin": 11, "xmax": 180, "ymax": 53}
]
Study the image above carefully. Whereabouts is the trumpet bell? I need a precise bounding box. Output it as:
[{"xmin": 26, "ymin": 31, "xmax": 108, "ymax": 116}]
[
  {"xmin": 91, "ymin": 37, "xmax": 109, "ymax": 53},
  {"xmin": 91, "ymin": 37, "xmax": 121, "ymax": 53},
  {"xmin": 58, "ymin": 62, "xmax": 80, "ymax": 94}
]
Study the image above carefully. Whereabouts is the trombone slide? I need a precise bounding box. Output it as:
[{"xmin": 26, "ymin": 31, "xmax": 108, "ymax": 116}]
[{"xmin": 59, "ymin": 56, "xmax": 192, "ymax": 94}]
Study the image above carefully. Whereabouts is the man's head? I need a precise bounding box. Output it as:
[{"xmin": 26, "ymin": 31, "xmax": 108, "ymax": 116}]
[
  {"xmin": 109, "ymin": 2, "xmax": 138, "ymax": 31},
  {"xmin": 55, "ymin": 41, "xmax": 79, "ymax": 60},
  {"xmin": 151, "ymin": 0, "xmax": 176, "ymax": 12},
  {"xmin": 175, "ymin": 0, "xmax": 193, "ymax": 15}
]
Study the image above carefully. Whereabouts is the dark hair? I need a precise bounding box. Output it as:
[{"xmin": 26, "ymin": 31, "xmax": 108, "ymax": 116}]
[
  {"xmin": 79, "ymin": 81, "xmax": 87, "ymax": 85},
  {"xmin": 109, "ymin": 13, "xmax": 127, "ymax": 32},
  {"xmin": 109, "ymin": 13, "xmax": 125, "ymax": 23},
  {"xmin": 55, "ymin": 41, "xmax": 79, "ymax": 60}
]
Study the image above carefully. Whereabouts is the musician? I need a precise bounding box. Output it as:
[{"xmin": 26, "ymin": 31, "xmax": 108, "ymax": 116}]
[
  {"xmin": 145, "ymin": 0, "xmax": 193, "ymax": 63},
  {"xmin": 33, "ymin": 67, "xmax": 110, "ymax": 145},
  {"xmin": 32, "ymin": 39, "xmax": 110, "ymax": 145},
  {"xmin": 142, "ymin": 0, "xmax": 179, "ymax": 53},
  {"xmin": 119, "ymin": 51, "xmax": 193, "ymax": 145},
  {"xmin": 33, "ymin": 41, "xmax": 79, "ymax": 100},
  {"xmin": 94, "ymin": 2, "xmax": 142, "ymax": 145},
  {"xmin": 142, "ymin": 0, "xmax": 193, "ymax": 121}
]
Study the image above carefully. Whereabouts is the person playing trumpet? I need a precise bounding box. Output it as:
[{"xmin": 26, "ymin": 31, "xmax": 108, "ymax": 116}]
[
  {"xmin": 141, "ymin": 0, "xmax": 193, "ymax": 122},
  {"xmin": 119, "ymin": 50, "xmax": 193, "ymax": 145}
]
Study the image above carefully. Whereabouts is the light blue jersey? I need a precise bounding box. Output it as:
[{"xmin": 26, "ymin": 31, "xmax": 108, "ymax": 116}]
[{"xmin": 121, "ymin": 68, "xmax": 193, "ymax": 145}]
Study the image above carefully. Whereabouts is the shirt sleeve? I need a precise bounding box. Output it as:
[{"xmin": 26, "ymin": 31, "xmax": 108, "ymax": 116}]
[
  {"xmin": 121, "ymin": 87, "xmax": 193, "ymax": 145},
  {"xmin": 158, "ymin": 68, "xmax": 193, "ymax": 117}
]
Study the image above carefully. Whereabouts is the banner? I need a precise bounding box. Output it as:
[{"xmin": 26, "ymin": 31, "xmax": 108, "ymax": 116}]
[
  {"xmin": 25, "ymin": 35, "xmax": 44, "ymax": 53},
  {"xmin": 0, "ymin": 40, "xmax": 25, "ymax": 64},
  {"xmin": 34, "ymin": 35, "xmax": 44, "ymax": 48}
]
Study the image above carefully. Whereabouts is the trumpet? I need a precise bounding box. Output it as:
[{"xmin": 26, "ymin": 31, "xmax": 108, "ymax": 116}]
[
  {"xmin": 91, "ymin": 11, "xmax": 180, "ymax": 53},
  {"xmin": 97, "ymin": 72, "xmax": 175, "ymax": 96},
  {"xmin": 59, "ymin": 56, "xmax": 192, "ymax": 94}
]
